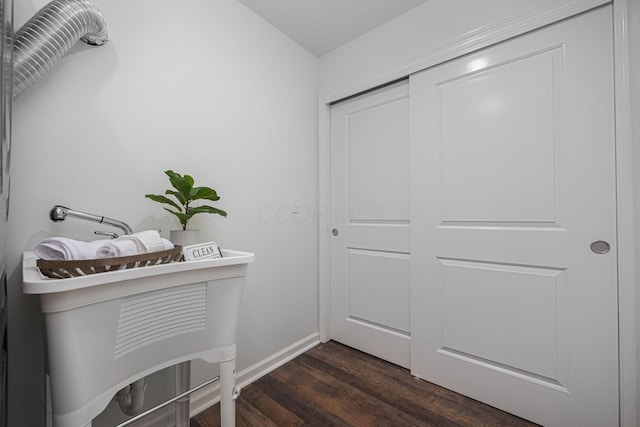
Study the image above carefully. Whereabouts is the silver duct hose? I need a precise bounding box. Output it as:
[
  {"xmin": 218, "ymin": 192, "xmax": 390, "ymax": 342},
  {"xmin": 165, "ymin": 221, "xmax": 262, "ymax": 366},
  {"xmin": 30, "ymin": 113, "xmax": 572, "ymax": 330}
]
[{"xmin": 13, "ymin": 0, "xmax": 108, "ymax": 96}]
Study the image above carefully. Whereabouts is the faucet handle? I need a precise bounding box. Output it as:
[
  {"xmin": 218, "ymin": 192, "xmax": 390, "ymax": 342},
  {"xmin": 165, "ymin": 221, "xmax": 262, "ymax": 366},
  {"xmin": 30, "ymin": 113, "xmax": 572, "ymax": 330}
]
[{"xmin": 94, "ymin": 230, "xmax": 119, "ymax": 239}]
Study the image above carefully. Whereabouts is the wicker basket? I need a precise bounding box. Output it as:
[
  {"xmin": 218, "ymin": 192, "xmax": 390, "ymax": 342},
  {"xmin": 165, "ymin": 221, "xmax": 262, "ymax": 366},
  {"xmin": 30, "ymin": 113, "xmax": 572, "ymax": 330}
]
[{"xmin": 36, "ymin": 246, "xmax": 183, "ymax": 279}]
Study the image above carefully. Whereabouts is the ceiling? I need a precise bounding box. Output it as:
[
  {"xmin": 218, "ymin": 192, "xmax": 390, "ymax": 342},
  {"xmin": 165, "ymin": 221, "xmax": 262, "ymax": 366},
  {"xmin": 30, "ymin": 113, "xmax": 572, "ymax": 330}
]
[{"xmin": 236, "ymin": 0, "xmax": 429, "ymax": 57}]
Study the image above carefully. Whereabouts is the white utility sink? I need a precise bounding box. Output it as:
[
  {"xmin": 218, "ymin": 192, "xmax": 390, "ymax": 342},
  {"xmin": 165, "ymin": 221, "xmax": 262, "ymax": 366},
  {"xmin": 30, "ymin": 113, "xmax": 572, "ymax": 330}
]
[{"xmin": 23, "ymin": 249, "xmax": 255, "ymax": 427}]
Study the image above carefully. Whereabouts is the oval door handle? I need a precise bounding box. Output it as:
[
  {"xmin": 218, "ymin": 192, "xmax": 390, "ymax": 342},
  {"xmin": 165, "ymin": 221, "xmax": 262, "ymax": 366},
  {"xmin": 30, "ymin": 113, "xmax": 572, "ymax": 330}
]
[
  {"xmin": 332, "ymin": 229, "xmax": 339, "ymax": 236},
  {"xmin": 590, "ymin": 240, "xmax": 610, "ymax": 254}
]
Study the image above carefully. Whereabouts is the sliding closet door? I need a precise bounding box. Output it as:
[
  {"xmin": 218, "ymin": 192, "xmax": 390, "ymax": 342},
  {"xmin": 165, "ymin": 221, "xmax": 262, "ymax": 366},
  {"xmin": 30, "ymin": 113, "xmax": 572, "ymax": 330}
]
[
  {"xmin": 410, "ymin": 6, "xmax": 617, "ymax": 427},
  {"xmin": 330, "ymin": 81, "xmax": 411, "ymax": 368}
]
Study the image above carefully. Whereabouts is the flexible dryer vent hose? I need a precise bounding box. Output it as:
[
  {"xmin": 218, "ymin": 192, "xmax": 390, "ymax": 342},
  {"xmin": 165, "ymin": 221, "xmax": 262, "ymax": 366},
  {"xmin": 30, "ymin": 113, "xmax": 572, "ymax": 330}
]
[{"xmin": 13, "ymin": 0, "xmax": 108, "ymax": 96}]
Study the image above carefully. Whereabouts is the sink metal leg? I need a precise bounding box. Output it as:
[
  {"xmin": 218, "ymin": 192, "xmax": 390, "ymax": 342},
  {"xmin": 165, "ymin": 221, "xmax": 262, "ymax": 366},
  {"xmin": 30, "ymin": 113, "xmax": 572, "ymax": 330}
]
[
  {"xmin": 220, "ymin": 359, "xmax": 236, "ymax": 427},
  {"xmin": 175, "ymin": 361, "xmax": 191, "ymax": 427}
]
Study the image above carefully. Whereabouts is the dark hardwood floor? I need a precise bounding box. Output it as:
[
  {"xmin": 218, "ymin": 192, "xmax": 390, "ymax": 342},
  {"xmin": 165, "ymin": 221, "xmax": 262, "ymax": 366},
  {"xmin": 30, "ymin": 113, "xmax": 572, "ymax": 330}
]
[{"xmin": 191, "ymin": 341, "xmax": 538, "ymax": 427}]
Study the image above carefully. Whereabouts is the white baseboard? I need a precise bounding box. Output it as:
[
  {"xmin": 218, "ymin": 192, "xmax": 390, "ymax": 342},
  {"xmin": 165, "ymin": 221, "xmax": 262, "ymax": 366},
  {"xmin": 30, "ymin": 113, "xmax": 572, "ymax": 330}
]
[
  {"xmin": 190, "ymin": 333, "xmax": 320, "ymax": 417},
  {"xmin": 133, "ymin": 333, "xmax": 320, "ymax": 426}
]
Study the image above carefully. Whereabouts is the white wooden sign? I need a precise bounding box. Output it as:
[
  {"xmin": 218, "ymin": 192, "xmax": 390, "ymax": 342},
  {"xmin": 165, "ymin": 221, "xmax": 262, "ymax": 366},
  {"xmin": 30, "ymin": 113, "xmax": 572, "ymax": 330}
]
[{"xmin": 181, "ymin": 241, "xmax": 222, "ymax": 261}]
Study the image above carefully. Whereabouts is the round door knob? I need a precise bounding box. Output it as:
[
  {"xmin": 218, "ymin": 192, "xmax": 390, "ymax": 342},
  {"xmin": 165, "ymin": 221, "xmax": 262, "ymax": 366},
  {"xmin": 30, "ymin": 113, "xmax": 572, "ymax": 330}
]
[
  {"xmin": 590, "ymin": 240, "xmax": 610, "ymax": 254},
  {"xmin": 332, "ymin": 228, "xmax": 339, "ymax": 236}
]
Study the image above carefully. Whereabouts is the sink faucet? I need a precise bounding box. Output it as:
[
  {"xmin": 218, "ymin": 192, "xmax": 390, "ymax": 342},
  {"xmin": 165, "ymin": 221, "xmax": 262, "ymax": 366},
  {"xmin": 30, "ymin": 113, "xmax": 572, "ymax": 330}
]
[{"xmin": 49, "ymin": 205, "xmax": 133, "ymax": 236}]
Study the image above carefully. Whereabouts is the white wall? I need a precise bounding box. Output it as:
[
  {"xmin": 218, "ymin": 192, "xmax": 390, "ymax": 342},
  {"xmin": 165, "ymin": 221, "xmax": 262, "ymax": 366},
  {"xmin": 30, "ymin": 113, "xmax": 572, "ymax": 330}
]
[{"xmin": 8, "ymin": 0, "xmax": 319, "ymax": 425}]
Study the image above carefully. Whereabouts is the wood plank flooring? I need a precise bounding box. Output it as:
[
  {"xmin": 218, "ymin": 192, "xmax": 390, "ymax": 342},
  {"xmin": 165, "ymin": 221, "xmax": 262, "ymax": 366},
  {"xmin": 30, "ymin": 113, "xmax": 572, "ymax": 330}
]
[{"xmin": 191, "ymin": 341, "xmax": 538, "ymax": 427}]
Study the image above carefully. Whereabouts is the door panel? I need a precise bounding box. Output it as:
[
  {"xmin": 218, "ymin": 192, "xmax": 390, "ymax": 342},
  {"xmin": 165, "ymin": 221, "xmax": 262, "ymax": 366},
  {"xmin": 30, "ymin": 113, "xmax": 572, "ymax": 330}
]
[
  {"xmin": 410, "ymin": 6, "xmax": 617, "ymax": 427},
  {"xmin": 440, "ymin": 49, "xmax": 560, "ymax": 223},
  {"xmin": 348, "ymin": 249, "xmax": 410, "ymax": 333},
  {"xmin": 440, "ymin": 259, "xmax": 567, "ymax": 385},
  {"xmin": 330, "ymin": 81, "xmax": 411, "ymax": 368}
]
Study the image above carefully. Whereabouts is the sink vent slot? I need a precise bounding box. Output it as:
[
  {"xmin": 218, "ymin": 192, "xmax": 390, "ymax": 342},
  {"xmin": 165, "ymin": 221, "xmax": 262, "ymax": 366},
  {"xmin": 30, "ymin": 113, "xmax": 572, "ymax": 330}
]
[{"xmin": 114, "ymin": 283, "xmax": 207, "ymax": 358}]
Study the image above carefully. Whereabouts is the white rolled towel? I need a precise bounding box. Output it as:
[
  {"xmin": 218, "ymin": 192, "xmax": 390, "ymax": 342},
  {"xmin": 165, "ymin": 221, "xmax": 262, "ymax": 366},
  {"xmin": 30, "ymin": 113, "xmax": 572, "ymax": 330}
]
[
  {"xmin": 96, "ymin": 230, "xmax": 174, "ymax": 258},
  {"xmin": 34, "ymin": 237, "xmax": 110, "ymax": 261}
]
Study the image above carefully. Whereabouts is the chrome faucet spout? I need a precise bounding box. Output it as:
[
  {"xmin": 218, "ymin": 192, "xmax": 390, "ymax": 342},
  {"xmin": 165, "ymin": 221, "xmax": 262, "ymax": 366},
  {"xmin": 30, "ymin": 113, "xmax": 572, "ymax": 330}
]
[{"xmin": 49, "ymin": 205, "xmax": 133, "ymax": 235}]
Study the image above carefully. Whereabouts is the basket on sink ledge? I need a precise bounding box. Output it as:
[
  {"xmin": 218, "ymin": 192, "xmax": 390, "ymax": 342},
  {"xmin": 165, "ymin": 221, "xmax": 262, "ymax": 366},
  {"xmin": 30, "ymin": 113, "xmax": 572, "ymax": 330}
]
[{"xmin": 36, "ymin": 246, "xmax": 183, "ymax": 279}]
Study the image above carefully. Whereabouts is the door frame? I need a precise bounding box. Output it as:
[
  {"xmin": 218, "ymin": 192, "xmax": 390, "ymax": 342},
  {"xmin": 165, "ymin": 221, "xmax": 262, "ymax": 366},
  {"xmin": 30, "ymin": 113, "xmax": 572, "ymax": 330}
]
[{"xmin": 317, "ymin": 1, "xmax": 637, "ymax": 426}]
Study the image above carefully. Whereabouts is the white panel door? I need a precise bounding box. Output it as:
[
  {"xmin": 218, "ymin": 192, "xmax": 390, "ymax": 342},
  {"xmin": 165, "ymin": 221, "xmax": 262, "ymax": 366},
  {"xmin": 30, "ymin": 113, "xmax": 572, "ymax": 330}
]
[
  {"xmin": 410, "ymin": 7, "xmax": 618, "ymax": 427},
  {"xmin": 330, "ymin": 81, "xmax": 411, "ymax": 368}
]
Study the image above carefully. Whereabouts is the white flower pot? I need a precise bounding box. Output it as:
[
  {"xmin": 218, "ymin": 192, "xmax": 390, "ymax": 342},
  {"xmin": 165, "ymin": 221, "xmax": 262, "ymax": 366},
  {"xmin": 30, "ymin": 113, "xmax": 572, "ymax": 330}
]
[{"xmin": 169, "ymin": 229, "xmax": 201, "ymax": 246}]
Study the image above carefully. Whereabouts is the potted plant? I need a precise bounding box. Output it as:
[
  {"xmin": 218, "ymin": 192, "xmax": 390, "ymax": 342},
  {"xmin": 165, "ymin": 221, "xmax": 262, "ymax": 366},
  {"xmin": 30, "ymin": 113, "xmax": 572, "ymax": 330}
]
[{"xmin": 145, "ymin": 170, "xmax": 227, "ymax": 246}]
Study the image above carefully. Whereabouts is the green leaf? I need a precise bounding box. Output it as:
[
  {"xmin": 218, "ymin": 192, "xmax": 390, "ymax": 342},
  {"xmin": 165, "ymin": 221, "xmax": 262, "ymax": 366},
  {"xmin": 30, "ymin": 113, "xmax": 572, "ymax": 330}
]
[
  {"xmin": 166, "ymin": 170, "xmax": 192, "ymax": 198},
  {"xmin": 164, "ymin": 190, "xmax": 186, "ymax": 206},
  {"xmin": 187, "ymin": 205, "xmax": 227, "ymax": 217},
  {"xmin": 190, "ymin": 186, "xmax": 220, "ymax": 202},
  {"xmin": 145, "ymin": 194, "xmax": 182, "ymax": 212},
  {"xmin": 163, "ymin": 208, "xmax": 191, "ymax": 228}
]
